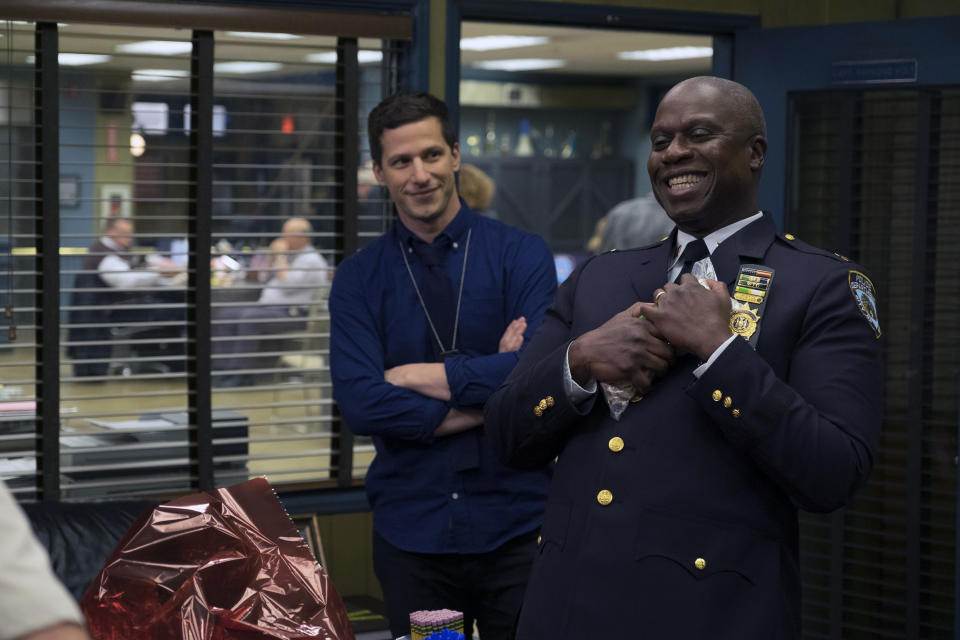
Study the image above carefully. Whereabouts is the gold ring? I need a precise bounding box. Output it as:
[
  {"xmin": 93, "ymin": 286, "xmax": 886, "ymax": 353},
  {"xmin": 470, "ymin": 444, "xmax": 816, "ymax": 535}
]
[{"xmin": 654, "ymin": 290, "xmax": 666, "ymax": 304}]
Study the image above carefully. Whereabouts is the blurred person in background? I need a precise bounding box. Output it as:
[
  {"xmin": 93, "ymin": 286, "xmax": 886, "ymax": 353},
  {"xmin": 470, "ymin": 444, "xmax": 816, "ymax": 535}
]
[
  {"xmin": 586, "ymin": 194, "xmax": 674, "ymax": 254},
  {"xmin": 458, "ymin": 163, "xmax": 498, "ymax": 219},
  {"xmin": 67, "ymin": 216, "xmax": 185, "ymax": 377},
  {"xmin": 212, "ymin": 217, "xmax": 329, "ymax": 387}
]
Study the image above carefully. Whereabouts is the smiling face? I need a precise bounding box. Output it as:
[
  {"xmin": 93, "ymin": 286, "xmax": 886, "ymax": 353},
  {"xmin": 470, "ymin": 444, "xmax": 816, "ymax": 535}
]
[
  {"xmin": 373, "ymin": 116, "xmax": 461, "ymax": 240},
  {"xmin": 647, "ymin": 78, "xmax": 767, "ymax": 237}
]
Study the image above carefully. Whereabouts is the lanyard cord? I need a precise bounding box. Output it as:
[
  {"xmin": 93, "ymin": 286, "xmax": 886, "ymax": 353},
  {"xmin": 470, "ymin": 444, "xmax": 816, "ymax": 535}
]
[{"xmin": 399, "ymin": 227, "xmax": 472, "ymax": 355}]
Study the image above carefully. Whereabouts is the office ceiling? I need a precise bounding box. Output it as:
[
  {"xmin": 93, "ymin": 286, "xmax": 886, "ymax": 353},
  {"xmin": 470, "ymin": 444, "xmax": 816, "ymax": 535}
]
[
  {"xmin": 2, "ymin": 20, "xmax": 712, "ymax": 78},
  {"xmin": 461, "ymin": 22, "xmax": 714, "ymax": 77}
]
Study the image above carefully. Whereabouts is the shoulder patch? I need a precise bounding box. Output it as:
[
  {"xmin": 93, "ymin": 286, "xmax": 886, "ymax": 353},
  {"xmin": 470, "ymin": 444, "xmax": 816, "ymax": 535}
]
[{"xmin": 849, "ymin": 270, "xmax": 881, "ymax": 338}]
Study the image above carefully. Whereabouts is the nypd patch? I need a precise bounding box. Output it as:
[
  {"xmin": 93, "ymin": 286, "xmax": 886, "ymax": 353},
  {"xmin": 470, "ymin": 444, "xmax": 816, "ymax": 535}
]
[{"xmin": 848, "ymin": 271, "xmax": 881, "ymax": 338}]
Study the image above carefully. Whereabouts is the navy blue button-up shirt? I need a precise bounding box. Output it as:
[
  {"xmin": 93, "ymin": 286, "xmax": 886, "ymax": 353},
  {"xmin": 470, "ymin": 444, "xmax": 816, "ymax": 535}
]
[{"xmin": 330, "ymin": 201, "xmax": 557, "ymax": 553}]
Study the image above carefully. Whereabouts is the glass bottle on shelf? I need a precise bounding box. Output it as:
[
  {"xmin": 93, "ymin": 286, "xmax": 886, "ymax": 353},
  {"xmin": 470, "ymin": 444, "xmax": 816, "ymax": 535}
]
[
  {"xmin": 483, "ymin": 111, "xmax": 497, "ymax": 156},
  {"xmin": 592, "ymin": 120, "xmax": 612, "ymax": 159},
  {"xmin": 515, "ymin": 119, "xmax": 534, "ymax": 156},
  {"xmin": 499, "ymin": 134, "xmax": 512, "ymax": 156},
  {"xmin": 542, "ymin": 124, "xmax": 557, "ymax": 158},
  {"xmin": 560, "ymin": 129, "xmax": 576, "ymax": 159}
]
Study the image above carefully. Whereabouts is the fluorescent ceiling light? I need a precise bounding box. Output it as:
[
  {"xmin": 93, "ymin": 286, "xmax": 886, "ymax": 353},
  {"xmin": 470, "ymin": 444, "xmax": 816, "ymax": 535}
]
[
  {"xmin": 214, "ymin": 61, "xmax": 282, "ymax": 74},
  {"xmin": 306, "ymin": 50, "xmax": 383, "ymax": 64},
  {"xmin": 460, "ymin": 35, "xmax": 549, "ymax": 51},
  {"xmin": 26, "ymin": 53, "xmax": 111, "ymax": 66},
  {"xmin": 132, "ymin": 69, "xmax": 190, "ymax": 82},
  {"xmin": 226, "ymin": 31, "xmax": 302, "ymax": 40},
  {"xmin": 617, "ymin": 46, "xmax": 713, "ymax": 61},
  {"xmin": 474, "ymin": 58, "xmax": 565, "ymax": 72},
  {"xmin": 116, "ymin": 40, "xmax": 192, "ymax": 55}
]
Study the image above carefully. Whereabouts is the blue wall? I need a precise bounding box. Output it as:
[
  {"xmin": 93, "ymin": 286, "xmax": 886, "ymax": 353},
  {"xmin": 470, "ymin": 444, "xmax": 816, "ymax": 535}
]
[{"xmin": 735, "ymin": 15, "xmax": 960, "ymax": 229}]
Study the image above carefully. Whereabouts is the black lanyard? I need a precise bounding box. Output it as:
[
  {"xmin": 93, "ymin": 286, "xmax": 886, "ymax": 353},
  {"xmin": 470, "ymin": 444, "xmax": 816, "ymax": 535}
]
[{"xmin": 399, "ymin": 228, "xmax": 472, "ymax": 358}]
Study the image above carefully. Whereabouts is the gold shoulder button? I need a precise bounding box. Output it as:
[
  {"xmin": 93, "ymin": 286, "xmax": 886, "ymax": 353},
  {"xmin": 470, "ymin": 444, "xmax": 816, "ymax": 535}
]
[
  {"xmin": 660, "ymin": 236, "xmax": 669, "ymax": 242},
  {"xmin": 785, "ymin": 233, "xmax": 796, "ymax": 240},
  {"xmin": 597, "ymin": 489, "xmax": 613, "ymax": 506},
  {"xmin": 694, "ymin": 557, "xmax": 707, "ymax": 570},
  {"xmin": 534, "ymin": 406, "xmax": 543, "ymax": 417},
  {"xmin": 537, "ymin": 535, "xmax": 542, "ymax": 545},
  {"xmin": 546, "ymin": 396, "xmax": 555, "ymax": 407},
  {"xmin": 608, "ymin": 436, "xmax": 624, "ymax": 452},
  {"xmin": 711, "ymin": 390, "xmax": 722, "ymax": 402},
  {"xmin": 731, "ymin": 409, "xmax": 741, "ymax": 418},
  {"xmin": 723, "ymin": 396, "xmax": 732, "ymax": 409}
]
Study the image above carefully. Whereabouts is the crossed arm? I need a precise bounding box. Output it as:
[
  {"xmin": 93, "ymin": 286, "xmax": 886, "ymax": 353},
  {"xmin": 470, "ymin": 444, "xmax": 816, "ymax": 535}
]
[{"xmin": 385, "ymin": 317, "xmax": 528, "ymax": 437}]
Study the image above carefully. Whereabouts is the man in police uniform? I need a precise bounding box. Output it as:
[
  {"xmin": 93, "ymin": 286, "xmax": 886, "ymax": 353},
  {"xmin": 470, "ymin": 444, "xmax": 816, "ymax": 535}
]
[{"xmin": 484, "ymin": 76, "xmax": 883, "ymax": 639}]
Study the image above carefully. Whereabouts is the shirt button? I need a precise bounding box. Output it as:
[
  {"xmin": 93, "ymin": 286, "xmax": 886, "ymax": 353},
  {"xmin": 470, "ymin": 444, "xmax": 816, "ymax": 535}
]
[
  {"xmin": 451, "ymin": 492, "xmax": 459, "ymax": 500},
  {"xmin": 597, "ymin": 489, "xmax": 613, "ymax": 506},
  {"xmin": 608, "ymin": 436, "xmax": 624, "ymax": 452}
]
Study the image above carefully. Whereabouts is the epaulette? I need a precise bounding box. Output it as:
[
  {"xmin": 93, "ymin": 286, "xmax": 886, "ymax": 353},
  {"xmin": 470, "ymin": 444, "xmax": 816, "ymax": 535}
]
[{"xmin": 777, "ymin": 232, "xmax": 850, "ymax": 263}]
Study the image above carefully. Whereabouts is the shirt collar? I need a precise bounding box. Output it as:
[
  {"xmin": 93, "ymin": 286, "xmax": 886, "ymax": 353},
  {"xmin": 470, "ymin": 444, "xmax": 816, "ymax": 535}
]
[
  {"xmin": 672, "ymin": 211, "xmax": 764, "ymax": 264},
  {"xmin": 395, "ymin": 198, "xmax": 475, "ymax": 249},
  {"xmin": 101, "ymin": 236, "xmax": 124, "ymax": 252}
]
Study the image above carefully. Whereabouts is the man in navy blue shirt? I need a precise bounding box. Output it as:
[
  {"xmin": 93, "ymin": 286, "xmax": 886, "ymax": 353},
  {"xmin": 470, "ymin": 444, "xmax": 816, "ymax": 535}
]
[{"xmin": 329, "ymin": 92, "xmax": 557, "ymax": 640}]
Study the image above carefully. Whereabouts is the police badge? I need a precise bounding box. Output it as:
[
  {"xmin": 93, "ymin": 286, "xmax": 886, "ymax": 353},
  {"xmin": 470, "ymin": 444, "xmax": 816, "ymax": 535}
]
[
  {"xmin": 848, "ymin": 270, "xmax": 881, "ymax": 338},
  {"xmin": 731, "ymin": 264, "xmax": 775, "ymax": 348}
]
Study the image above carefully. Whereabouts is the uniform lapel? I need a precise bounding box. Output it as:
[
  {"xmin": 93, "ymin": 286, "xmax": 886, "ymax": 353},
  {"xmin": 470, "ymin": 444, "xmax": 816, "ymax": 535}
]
[
  {"xmin": 710, "ymin": 212, "xmax": 777, "ymax": 287},
  {"xmin": 629, "ymin": 231, "xmax": 676, "ymax": 303}
]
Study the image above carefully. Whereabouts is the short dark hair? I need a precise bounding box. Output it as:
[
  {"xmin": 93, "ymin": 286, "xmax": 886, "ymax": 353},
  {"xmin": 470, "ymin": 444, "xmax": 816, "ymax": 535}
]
[{"xmin": 367, "ymin": 92, "xmax": 457, "ymax": 166}]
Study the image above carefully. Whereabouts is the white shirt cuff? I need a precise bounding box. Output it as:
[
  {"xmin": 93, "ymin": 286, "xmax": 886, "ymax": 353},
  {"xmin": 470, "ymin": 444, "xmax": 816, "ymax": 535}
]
[
  {"xmin": 692, "ymin": 334, "xmax": 738, "ymax": 378},
  {"xmin": 563, "ymin": 342, "xmax": 597, "ymax": 403}
]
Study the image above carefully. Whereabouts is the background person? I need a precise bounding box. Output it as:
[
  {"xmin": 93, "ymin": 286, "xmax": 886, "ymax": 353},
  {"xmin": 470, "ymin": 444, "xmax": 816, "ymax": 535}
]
[
  {"xmin": 212, "ymin": 217, "xmax": 329, "ymax": 387},
  {"xmin": 458, "ymin": 163, "xmax": 498, "ymax": 219},
  {"xmin": 329, "ymin": 92, "xmax": 557, "ymax": 640},
  {"xmin": 67, "ymin": 217, "xmax": 185, "ymax": 377},
  {"xmin": 485, "ymin": 76, "xmax": 884, "ymax": 639},
  {"xmin": 585, "ymin": 193, "xmax": 674, "ymax": 254}
]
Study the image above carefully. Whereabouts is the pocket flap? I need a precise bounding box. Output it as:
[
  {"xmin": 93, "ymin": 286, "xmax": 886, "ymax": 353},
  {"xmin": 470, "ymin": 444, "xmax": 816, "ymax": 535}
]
[{"xmin": 634, "ymin": 509, "xmax": 776, "ymax": 585}]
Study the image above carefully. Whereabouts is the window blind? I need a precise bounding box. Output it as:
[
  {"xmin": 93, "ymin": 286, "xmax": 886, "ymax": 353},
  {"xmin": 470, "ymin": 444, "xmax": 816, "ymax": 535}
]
[
  {"xmin": 788, "ymin": 87, "xmax": 960, "ymax": 639},
  {"xmin": 0, "ymin": 5, "xmax": 407, "ymax": 501}
]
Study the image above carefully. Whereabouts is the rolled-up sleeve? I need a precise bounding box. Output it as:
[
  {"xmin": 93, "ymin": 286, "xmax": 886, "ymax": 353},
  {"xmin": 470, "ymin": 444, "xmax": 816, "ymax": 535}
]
[
  {"xmin": 444, "ymin": 233, "xmax": 557, "ymax": 408},
  {"xmin": 330, "ymin": 258, "xmax": 449, "ymax": 443}
]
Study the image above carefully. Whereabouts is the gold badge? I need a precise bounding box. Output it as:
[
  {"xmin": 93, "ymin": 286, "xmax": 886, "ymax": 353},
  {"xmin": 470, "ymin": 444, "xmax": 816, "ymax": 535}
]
[{"xmin": 729, "ymin": 307, "xmax": 759, "ymax": 340}]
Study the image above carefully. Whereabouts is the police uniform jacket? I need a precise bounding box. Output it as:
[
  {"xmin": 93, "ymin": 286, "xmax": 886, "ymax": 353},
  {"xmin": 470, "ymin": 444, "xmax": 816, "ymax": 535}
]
[{"xmin": 484, "ymin": 212, "xmax": 883, "ymax": 639}]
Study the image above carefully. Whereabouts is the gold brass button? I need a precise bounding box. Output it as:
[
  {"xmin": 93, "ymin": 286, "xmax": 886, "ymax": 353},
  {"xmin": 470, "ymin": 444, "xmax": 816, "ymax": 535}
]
[
  {"xmin": 534, "ymin": 406, "xmax": 543, "ymax": 417},
  {"xmin": 546, "ymin": 396, "xmax": 555, "ymax": 407},
  {"xmin": 660, "ymin": 236, "xmax": 669, "ymax": 242},
  {"xmin": 712, "ymin": 390, "xmax": 722, "ymax": 402},
  {"xmin": 731, "ymin": 409, "xmax": 741, "ymax": 418},
  {"xmin": 694, "ymin": 557, "xmax": 706, "ymax": 570},
  {"xmin": 723, "ymin": 396, "xmax": 732, "ymax": 408},
  {"xmin": 539, "ymin": 399, "xmax": 548, "ymax": 410},
  {"xmin": 597, "ymin": 490, "xmax": 613, "ymax": 506},
  {"xmin": 608, "ymin": 436, "xmax": 624, "ymax": 452},
  {"xmin": 631, "ymin": 394, "xmax": 643, "ymax": 403},
  {"xmin": 537, "ymin": 535, "xmax": 542, "ymax": 545},
  {"xmin": 785, "ymin": 233, "xmax": 796, "ymax": 240}
]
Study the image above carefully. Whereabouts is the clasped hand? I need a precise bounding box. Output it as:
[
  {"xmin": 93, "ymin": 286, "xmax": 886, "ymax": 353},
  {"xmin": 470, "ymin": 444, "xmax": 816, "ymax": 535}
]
[{"xmin": 568, "ymin": 274, "xmax": 733, "ymax": 395}]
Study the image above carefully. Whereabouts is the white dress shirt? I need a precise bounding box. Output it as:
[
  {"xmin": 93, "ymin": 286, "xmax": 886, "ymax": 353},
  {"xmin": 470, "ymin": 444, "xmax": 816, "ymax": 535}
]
[
  {"xmin": 97, "ymin": 236, "xmax": 162, "ymax": 289},
  {"xmin": 258, "ymin": 246, "xmax": 330, "ymax": 306}
]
